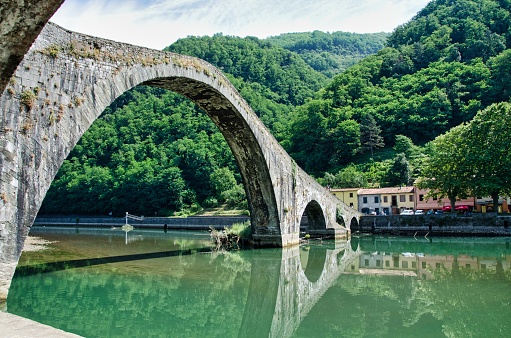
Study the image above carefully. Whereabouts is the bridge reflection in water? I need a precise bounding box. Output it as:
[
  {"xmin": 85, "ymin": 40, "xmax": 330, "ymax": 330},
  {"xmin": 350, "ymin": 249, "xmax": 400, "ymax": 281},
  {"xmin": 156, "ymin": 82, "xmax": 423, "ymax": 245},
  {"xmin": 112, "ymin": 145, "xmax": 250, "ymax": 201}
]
[
  {"xmin": 6, "ymin": 229, "xmax": 511, "ymax": 337},
  {"xmin": 7, "ymin": 229, "xmax": 359, "ymax": 337}
]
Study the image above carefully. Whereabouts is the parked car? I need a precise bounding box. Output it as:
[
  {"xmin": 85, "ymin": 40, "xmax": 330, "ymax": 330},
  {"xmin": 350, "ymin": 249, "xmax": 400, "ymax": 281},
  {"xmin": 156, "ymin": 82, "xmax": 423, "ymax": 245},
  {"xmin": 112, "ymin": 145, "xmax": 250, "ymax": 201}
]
[
  {"xmin": 414, "ymin": 210, "xmax": 425, "ymax": 215},
  {"xmin": 400, "ymin": 210, "xmax": 414, "ymax": 215},
  {"xmin": 435, "ymin": 210, "xmax": 444, "ymax": 215}
]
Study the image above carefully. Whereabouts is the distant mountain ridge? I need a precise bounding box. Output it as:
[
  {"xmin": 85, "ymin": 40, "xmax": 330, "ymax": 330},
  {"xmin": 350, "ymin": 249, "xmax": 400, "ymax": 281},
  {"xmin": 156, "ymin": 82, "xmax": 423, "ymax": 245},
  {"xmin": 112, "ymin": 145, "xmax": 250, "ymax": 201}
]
[{"xmin": 265, "ymin": 30, "xmax": 389, "ymax": 76}]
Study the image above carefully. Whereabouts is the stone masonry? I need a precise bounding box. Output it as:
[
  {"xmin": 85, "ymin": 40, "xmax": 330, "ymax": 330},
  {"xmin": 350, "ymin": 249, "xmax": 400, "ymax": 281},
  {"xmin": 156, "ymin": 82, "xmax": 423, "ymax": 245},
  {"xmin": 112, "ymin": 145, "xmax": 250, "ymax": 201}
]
[
  {"xmin": 0, "ymin": 0, "xmax": 65, "ymax": 93},
  {"xmin": 0, "ymin": 22, "xmax": 360, "ymax": 300}
]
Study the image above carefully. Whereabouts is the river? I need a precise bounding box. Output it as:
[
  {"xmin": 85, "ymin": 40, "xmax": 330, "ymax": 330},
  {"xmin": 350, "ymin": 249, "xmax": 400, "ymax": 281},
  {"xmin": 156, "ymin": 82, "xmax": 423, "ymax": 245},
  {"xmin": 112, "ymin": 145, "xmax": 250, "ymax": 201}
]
[{"xmin": 6, "ymin": 226, "xmax": 511, "ymax": 337}]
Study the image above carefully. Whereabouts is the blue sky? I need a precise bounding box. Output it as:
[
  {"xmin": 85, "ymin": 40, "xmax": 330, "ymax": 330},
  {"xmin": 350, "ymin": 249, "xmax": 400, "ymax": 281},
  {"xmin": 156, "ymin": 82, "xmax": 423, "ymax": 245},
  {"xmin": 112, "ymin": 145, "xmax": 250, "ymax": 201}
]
[{"xmin": 51, "ymin": 0, "xmax": 431, "ymax": 50}]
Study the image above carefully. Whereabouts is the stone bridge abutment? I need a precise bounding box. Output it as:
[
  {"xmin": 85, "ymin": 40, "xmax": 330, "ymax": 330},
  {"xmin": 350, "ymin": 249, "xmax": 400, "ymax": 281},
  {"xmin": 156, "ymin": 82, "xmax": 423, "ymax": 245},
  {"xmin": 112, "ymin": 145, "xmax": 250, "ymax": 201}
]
[{"xmin": 0, "ymin": 22, "xmax": 359, "ymax": 300}]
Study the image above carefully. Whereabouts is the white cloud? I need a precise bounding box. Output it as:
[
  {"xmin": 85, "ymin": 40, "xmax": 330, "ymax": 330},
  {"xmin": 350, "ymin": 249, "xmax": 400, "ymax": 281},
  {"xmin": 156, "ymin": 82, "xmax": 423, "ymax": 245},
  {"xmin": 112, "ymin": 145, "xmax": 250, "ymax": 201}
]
[{"xmin": 51, "ymin": 0, "xmax": 431, "ymax": 50}]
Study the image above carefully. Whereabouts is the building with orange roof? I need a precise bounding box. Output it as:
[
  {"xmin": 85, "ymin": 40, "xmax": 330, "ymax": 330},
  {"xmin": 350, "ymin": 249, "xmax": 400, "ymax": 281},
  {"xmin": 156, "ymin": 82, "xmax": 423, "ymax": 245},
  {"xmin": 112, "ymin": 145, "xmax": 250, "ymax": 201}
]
[{"xmin": 358, "ymin": 186, "xmax": 415, "ymax": 215}]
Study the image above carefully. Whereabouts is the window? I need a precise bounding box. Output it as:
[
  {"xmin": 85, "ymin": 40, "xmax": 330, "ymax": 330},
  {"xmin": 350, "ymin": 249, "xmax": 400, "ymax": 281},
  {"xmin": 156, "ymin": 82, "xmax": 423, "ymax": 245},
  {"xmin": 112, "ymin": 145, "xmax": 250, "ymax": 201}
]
[
  {"xmin": 400, "ymin": 195, "xmax": 405, "ymax": 202},
  {"xmin": 409, "ymin": 195, "xmax": 414, "ymax": 202},
  {"xmin": 384, "ymin": 196, "xmax": 388, "ymax": 203},
  {"xmin": 349, "ymin": 193, "xmax": 353, "ymax": 198},
  {"xmin": 402, "ymin": 261, "xmax": 409, "ymax": 269},
  {"xmin": 436, "ymin": 263, "xmax": 441, "ymax": 269},
  {"xmin": 422, "ymin": 262, "xmax": 427, "ymax": 268},
  {"xmin": 363, "ymin": 197, "xmax": 368, "ymax": 203},
  {"xmin": 349, "ymin": 203, "xmax": 354, "ymax": 207},
  {"xmin": 412, "ymin": 261, "xmax": 416, "ymax": 268},
  {"xmin": 376, "ymin": 260, "xmax": 381, "ymax": 267},
  {"xmin": 385, "ymin": 260, "xmax": 390, "ymax": 267},
  {"xmin": 419, "ymin": 194, "xmax": 424, "ymax": 201},
  {"xmin": 364, "ymin": 259, "xmax": 369, "ymax": 266},
  {"xmin": 374, "ymin": 196, "xmax": 379, "ymax": 203},
  {"xmin": 433, "ymin": 196, "xmax": 437, "ymax": 201}
]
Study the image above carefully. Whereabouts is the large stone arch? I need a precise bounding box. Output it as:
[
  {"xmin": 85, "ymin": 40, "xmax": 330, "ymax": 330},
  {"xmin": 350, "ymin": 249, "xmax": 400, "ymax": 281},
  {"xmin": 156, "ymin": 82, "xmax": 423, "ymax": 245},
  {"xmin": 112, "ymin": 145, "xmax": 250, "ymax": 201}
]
[
  {"xmin": 1, "ymin": 22, "xmax": 283, "ymax": 243},
  {"xmin": 0, "ymin": 22, "xmax": 359, "ymax": 300}
]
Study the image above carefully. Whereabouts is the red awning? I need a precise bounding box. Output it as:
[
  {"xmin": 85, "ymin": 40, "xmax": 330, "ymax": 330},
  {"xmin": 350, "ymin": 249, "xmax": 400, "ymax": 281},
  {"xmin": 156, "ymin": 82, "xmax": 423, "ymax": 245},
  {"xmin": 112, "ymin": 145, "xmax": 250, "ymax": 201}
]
[{"xmin": 442, "ymin": 205, "xmax": 471, "ymax": 211}]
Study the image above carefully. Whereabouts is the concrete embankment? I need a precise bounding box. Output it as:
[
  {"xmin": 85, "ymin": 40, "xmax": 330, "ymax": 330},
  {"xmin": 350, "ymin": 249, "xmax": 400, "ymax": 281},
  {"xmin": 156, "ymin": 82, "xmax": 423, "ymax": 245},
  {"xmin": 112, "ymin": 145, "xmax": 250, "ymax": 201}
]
[
  {"xmin": 33, "ymin": 215, "xmax": 250, "ymax": 230},
  {"xmin": 0, "ymin": 311, "xmax": 82, "ymax": 337},
  {"xmin": 357, "ymin": 213, "xmax": 511, "ymax": 236}
]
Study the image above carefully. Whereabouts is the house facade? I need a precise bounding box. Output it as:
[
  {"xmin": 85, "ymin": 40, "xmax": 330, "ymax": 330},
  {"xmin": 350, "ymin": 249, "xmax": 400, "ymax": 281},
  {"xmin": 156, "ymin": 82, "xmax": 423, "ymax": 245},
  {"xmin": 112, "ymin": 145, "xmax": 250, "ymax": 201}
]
[
  {"xmin": 330, "ymin": 188, "xmax": 359, "ymax": 210},
  {"xmin": 475, "ymin": 196, "xmax": 510, "ymax": 213},
  {"xmin": 379, "ymin": 187, "xmax": 415, "ymax": 215},
  {"xmin": 415, "ymin": 188, "xmax": 475, "ymax": 212},
  {"xmin": 357, "ymin": 189, "xmax": 382, "ymax": 215},
  {"xmin": 357, "ymin": 187, "xmax": 415, "ymax": 215},
  {"xmin": 331, "ymin": 185, "xmax": 510, "ymax": 215}
]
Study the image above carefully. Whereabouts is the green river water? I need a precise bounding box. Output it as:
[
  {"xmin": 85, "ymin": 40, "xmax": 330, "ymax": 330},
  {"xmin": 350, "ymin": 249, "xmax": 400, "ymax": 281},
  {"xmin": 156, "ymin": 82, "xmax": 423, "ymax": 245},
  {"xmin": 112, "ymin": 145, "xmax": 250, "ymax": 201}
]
[{"xmin": 5, "ymin": 226, "xmax": 511, "ymax": 337}]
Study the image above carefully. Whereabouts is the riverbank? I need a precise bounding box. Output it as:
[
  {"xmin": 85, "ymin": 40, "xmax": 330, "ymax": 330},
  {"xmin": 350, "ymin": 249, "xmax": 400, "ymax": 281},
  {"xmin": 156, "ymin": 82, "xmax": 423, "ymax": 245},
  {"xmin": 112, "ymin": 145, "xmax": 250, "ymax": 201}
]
[{"xmin": 357, "ymin": 213, "xmax": 511, "ymax": 236}]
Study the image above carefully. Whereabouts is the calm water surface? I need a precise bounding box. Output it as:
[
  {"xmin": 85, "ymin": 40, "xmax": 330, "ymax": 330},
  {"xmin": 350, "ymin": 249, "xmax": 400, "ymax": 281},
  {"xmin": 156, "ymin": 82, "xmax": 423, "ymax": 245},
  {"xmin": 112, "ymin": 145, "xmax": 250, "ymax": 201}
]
[{"xmin": 6, "ymin": 226, "xmax": 511, "ymax": 337}]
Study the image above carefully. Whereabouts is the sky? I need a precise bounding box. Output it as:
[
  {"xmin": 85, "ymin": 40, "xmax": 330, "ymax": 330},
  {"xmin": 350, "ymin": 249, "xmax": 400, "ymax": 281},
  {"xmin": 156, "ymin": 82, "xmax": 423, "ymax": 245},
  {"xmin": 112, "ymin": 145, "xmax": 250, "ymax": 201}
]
[{"xmin": 50, "ymin": 0, "xmax": 432, "ymax": 50}]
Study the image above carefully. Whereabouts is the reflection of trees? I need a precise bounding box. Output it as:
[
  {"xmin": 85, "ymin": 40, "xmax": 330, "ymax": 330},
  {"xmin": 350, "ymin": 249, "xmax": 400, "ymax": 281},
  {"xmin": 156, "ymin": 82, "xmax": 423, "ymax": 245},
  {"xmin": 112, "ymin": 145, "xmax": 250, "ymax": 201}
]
[
  {"xmin": 8, "ymin": 249, "xmax": 252, "ymax": 337},
  {"xmin": 403, "ymin": 262, "xmax": 511, "ymax": 337}
]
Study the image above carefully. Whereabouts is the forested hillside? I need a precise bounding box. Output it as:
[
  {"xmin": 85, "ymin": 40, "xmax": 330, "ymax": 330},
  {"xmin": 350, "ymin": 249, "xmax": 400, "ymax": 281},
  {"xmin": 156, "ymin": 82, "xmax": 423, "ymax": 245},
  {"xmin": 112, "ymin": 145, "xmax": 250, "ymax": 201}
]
[
  {"xmin": 286, "ymin": 0, "xmax": 511, "ymax": 174},
  {"xmin": 40, "ymin": 0, "xmax": 511, "ymax": 216},
  {"xmin": 266, "ymin": 31, "xmax": 389, "ymax": 77}
]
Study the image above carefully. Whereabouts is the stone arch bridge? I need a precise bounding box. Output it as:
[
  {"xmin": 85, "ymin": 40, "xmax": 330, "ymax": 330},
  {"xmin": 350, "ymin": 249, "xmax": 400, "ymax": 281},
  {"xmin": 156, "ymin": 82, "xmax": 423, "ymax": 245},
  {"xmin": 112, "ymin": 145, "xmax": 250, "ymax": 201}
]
[{"xmin": 0, "ymin": 22, "xmax": 360, "ymax": 300}]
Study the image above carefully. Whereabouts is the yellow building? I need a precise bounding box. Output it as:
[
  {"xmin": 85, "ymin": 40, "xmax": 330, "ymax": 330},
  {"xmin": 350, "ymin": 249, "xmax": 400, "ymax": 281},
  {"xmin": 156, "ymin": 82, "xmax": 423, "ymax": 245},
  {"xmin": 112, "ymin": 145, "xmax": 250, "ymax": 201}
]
[{"xmin": 330, "ymin": 188, "xmax": 358, "ymax": 210}]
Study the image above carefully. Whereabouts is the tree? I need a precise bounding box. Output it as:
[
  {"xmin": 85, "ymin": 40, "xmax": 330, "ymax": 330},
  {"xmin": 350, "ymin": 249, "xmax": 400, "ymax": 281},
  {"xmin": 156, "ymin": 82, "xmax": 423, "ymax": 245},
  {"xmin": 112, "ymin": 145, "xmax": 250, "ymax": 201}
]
[
  {"xmin": 210, "ymin": 167, "xmax": 237, "ymax": 203},
  {"xmin": 335, "ymin": 165, "xmax": 368, "ymax": 188},
  {"xmin": 386, "ymin": 153, "xmax": 411, "ymax": 187},
  {"xmin": 393, "ymin": 134, "xmax": 417, "ymax": 158},
  {"xmin": 359, "ymin": 114, "xmax": 385, "ymax": 159},
  {"xmin": 416, "ymin": 124, "xmax": 472, "ymax": 210},
  {"xmin": 464, "ymin": 102, "xmax": 511, "ymax": 212}
]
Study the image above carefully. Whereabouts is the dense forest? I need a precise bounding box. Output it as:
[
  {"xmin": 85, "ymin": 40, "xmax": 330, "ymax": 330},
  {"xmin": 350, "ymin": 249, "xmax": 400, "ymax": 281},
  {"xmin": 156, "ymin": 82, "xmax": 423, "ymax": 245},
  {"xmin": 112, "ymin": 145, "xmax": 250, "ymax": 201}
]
[{"xmin": 40, "ymin": 0, "xmax": 511, "ymax": 216}]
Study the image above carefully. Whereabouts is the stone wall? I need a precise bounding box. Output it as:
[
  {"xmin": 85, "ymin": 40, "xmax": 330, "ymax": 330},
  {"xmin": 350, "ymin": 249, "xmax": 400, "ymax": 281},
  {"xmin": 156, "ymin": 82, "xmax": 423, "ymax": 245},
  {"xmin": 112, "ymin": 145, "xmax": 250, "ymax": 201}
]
[
  {"xmin": 34, "ymin": 216, "xmax": 250, "ymax": 229},
  {"xmin": 357, "ymin": 214, "xmax": 511, "ymax": 236}
]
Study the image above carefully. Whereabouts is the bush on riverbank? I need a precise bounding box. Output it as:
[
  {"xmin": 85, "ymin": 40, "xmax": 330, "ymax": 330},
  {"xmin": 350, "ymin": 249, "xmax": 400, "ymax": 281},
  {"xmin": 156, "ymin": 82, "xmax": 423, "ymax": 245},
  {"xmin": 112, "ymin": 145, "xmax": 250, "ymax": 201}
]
[{"xmin": 210, "ymin": 221, "xmax": 251, "ymax": 250}]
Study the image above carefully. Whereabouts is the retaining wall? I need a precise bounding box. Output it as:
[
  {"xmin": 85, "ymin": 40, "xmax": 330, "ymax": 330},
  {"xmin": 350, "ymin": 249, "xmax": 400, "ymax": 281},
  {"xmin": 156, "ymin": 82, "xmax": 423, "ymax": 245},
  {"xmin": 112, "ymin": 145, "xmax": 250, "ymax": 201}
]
[
  {"xmin": 33, "ymin": 215, "xmax": 250, "ymax": 230},
  {"xmin": 357, "ymin": 213, "xmax": 511, "ymax": 236}
]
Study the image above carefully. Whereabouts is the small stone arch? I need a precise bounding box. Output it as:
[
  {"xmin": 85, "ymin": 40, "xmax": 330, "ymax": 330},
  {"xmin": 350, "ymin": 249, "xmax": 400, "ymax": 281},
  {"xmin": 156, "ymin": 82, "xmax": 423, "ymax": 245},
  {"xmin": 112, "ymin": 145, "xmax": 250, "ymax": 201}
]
[
  {"xmin": 301, "ymin": 200, "xmax": 327, "ymax": 232},
  {"xmin": 350, "ymin": 216, "xmax": 360, "ymax": 233}
]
